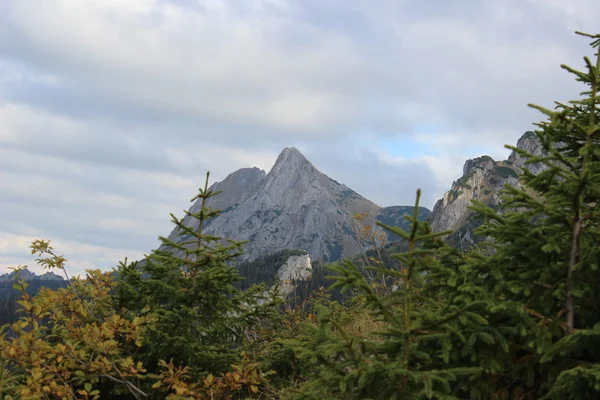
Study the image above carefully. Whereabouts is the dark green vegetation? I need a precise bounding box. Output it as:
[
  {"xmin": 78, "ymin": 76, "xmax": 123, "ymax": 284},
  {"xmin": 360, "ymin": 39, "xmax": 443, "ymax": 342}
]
[
  {"xmin": 235, "ymin": 249, "xmax": 309, "ymax": 290},
  {"xmin": 494, "ymin": 164, "xmax": 519, "ymax": 179},
  {"xmin": 376, "ymin": 206, "xmax": 431, "ymax": 241},
  {"xmin": 0, "ymin": 280, "xmax": 68, "ymax": 326},
  {"xmin": 1, "ymin": 31, "xmax": 600, "ymax": 399}
]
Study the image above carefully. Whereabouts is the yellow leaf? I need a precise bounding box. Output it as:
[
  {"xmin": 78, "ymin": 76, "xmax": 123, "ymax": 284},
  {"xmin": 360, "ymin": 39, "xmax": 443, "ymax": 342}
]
[{"xmin": 250, "ymin": 385, "xmax": 259, "ymax": 393}]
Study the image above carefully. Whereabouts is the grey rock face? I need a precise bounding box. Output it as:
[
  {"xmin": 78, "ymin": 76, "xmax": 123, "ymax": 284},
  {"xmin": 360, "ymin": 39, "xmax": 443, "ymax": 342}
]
[
  {"xmin": 206, "ymin": 167, "xmax": 266, "ymax": 212},
  {"xmin": 507, "ymin": 131, "xmax": 549, "ymax": 175},
  {"xmin": 430, "ymin": 156, "xmax": 504, "ymax": 233},
  {"xmin": 184, "ymin": 167, "xmax": 265, "ymax": 225},
  {"xmin": 276, "ymin": 253, "xmax": 312, "ymax": 296},
  {"xmin": 167, "ymin": 167, "xmax": 265, "ymax": 243},
  {"xmin": 196, "ymin": 147, "xmax": 381, "ymax": 262},
  {"xmin": 430, "ymin": 131, "xmax": 546, "ymax": 235}
]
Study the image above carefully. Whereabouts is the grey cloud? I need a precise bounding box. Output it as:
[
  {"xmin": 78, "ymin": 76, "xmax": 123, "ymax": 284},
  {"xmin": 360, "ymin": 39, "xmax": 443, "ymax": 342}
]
[{"xmin": 1, "ymin": 0, "xmax": 597, "ymax": 145}]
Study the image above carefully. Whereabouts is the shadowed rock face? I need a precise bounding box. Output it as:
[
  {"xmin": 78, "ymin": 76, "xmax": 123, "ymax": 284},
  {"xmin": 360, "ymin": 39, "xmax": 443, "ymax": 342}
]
[
  {"xmin": 205, "ymin": 167, "xmax": 266, "ymax": 213},
  {"xmin": 429, "ymin": 131, "xmax": 547, "ymax": 243}
]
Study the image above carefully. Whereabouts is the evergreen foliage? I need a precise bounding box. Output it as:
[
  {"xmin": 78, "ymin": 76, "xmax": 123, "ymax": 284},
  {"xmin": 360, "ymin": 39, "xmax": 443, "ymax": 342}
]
[
  {"xmin": 111, "ymin": 172, "xmax": 281, "ymax": 393},
  {"xmin": 461, "ymin": 30, "xmax": 600, "ymax": 398},
  {"xmin": 235, "ymin": 249, "xmax": 309, "ymax": 290},
  {"xmin": 277, "ymin": 30, "xmax": 600, "ymax": 399},
  {"xmin": 282, "ymin": 191, "xmax": 485, "ymax": 399}
]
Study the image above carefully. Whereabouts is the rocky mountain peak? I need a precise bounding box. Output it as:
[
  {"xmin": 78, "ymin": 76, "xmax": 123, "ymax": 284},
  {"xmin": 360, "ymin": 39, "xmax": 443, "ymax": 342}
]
[
  {"xmin": 508, "ymin": 131, "xmax": 547, "ymax": 175},
  {"xmin": 165, "ymin": 146, "xmax": 386, "ymax": 262},
  {"xmin": 463, "ymin": 155, "xmax": 495, "ymax": 176},
  {"xmin": 158, "ymin": 146, "xmax": 430, "ymax": 264},
  {"xmin": 268, "ymin": 147, "xmax": 313, "ymax": 177},
  {"xmin": 429, "ymin": 131, "xmax": 547, "ymax": 246},
  {"xmin": 277, "ymin": 146, "xmax": 308, "ymax": 162}
]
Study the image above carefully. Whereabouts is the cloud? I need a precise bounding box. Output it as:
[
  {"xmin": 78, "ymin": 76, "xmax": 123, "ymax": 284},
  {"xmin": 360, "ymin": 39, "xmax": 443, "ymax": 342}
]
[
  {"xmin": 1, "ymin": 0, "xmax": 599, "ymax": 272},
  {"xmin": 2, "ymin": 0, "xmax": 370, "ymax": 135}
]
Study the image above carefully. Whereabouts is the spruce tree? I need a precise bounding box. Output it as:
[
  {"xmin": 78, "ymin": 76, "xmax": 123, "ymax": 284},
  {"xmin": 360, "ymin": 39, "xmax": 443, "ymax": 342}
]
[
  {"xmin": 112, "ymin": 172, "xmax": 279, "ymax": 394},
  {"xmin": 464, "ymin": 31, "xmax": 600, "ymax": 399},
  {"xmin": 285, "ymin": 190, "xmax": 486, "ymax": 399}
]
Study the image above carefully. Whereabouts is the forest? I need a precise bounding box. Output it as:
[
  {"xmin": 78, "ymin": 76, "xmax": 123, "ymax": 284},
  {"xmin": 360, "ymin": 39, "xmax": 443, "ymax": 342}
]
[{"xmin": 0, "ymin": 31, "xmax": 599, "ymax": 399}]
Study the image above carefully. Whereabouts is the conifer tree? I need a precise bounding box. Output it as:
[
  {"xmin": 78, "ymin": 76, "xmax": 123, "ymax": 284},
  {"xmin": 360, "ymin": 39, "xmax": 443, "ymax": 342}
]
[
  {"xmin": 112, "ymin": 172, "xmax": 280, "ymax": 393},
  {"xmin": 464, "ymin": 31, "xmax": 600, "ymax": 398},
  {"xmin": 285, "ymin": 190, "xmax": 487, "ymax": 399}
]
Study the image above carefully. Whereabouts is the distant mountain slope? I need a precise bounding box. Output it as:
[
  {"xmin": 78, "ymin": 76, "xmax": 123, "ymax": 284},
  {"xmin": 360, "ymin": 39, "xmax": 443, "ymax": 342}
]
[
  {"xmin": 163, "ymin": 147, "xmax": 430, "ymax": 263},
  {"xmin": 0, "ymin": 269, "xmax": 64, "ymax": 282}
]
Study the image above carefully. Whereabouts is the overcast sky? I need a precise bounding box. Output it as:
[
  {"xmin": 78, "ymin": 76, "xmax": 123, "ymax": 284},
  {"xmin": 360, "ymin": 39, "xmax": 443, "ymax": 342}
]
[{"xmin": 1, "ymin": 0, "xmax": 598, "ymax": 275}]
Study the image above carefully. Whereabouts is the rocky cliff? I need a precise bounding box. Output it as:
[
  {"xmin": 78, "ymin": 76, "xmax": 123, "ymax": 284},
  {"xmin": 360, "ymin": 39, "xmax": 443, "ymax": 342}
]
[
  {"xmin": 507, "ymin": 131, "xmax": 549, "ymax": 175},
  {"xmin": 429, "ymin": 131, "xmax": 547, "ymax": 244},
  {"xmin": 164, "ymin": 147, "xmax": 429, "ymax": 263},
  {"xmin": 429, "ymin": 155, "xmax": 518, "ymax": 234},
  {"xmin": 275, "ymin": 252, "xmax": 312, "ymax": 296}
]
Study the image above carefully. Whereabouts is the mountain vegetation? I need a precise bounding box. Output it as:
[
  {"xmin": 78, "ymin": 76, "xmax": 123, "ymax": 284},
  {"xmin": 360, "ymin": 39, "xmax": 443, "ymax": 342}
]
[{"xmin": 1, "ymin": 30, "xmax": 599, "ymax": 399}]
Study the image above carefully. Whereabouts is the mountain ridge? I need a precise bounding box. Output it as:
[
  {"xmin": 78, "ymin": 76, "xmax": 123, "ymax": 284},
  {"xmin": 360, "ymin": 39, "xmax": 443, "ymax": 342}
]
[
  {"xmin": 0, "ymin": 268, "xmax": 64, "ymax": 282},
  {"xmin": 164, "ymin": 147, "xmax": 429, "ymax": 263},
  {"xmin": 429, "ymin": 131, "xmax": 548, "ymax": 245}
]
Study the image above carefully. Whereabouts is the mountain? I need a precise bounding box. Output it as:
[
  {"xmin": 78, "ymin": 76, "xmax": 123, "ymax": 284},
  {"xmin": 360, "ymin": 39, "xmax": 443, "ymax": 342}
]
[
  {"xmin": 205, "ymin": 167, "xmax": 266, "ymax": 214},
  {"xmin": 429, "ymin": 131, "xmax": 547, "ymax": 246},
  {"xmin": 164, "ymin": 147, "xmax": 430, "ymax": 263},
  {"xmin": 0, "ymin": 269, "xmax": 64, "ymax": 282}
]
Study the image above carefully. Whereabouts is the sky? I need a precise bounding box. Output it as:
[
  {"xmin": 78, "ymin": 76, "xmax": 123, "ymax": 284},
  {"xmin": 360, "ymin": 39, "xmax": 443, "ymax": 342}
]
[{"xmin": 1, "ymin": 0, "xmax": 599, "ymax": 275}]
